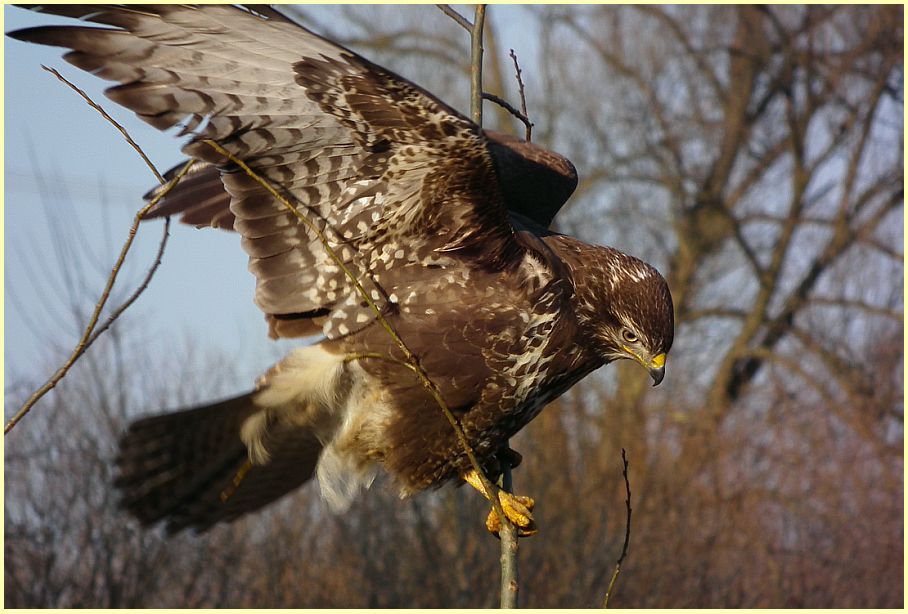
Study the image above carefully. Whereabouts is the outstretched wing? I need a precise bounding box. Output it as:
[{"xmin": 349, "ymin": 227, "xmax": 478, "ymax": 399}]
[
  {"xmin": 10, "ymin": 5, "xmax": 534, "ymax": 338},
  {"xmin": 143, "ymin": 129, "xmax": 579, "ymax": 234}
]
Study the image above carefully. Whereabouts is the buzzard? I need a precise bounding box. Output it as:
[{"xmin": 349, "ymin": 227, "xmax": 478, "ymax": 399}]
[{"xmin": 11, "ymin": 5, "xmax": 674, "ymax": 534}]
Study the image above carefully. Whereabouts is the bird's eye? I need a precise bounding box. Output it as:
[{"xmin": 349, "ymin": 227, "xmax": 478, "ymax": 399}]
[{"xmin": 622, "ymin": 329, "xmax": 638, "ymax": 343}]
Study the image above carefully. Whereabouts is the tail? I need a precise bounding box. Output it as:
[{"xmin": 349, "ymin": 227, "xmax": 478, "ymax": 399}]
[{"xmin": 115, "ymin": 392, "xmax": 323, "ymax": 534}]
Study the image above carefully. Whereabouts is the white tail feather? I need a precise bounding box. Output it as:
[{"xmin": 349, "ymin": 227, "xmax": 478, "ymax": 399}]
[
  {"xmin": 253, "ymin": 344, "xmax": 346, "ymax": 409},
  {"xmin": 241, "ymin": 344, "xmax": 386, "ymax": 511},
  {"xmin": 241, "ymin": 345, "xmax": 346, "ymax": 464}
]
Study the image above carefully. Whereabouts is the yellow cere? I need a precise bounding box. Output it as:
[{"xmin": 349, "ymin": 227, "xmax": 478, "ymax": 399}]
[{"xmin": 651, "ymin": 353, "xmax": 667, "ymax": 368}]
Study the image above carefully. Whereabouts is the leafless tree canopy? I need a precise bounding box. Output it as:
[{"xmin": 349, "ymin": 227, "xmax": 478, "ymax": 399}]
[{"xmin": 5, "ymin": 5, "xmax": 902, "ymax": 607}]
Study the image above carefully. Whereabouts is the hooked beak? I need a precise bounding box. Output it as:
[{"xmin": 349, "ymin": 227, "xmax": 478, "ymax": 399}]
[
  {"xmin": 649, "ymin": 366, "xmax": 665, "ymax": 386},
  {"xmin": 649, "ymin": 353, "xmax": 667, "ymax": 387}
]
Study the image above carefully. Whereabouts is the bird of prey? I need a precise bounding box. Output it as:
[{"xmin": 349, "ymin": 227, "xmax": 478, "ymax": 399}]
[{"xmin": 10, "ymin": 5, "xmax": 674, "ymax": 535}]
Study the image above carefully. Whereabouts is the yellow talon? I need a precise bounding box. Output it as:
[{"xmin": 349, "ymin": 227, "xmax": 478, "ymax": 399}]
[
  {"xmin": 485, "ymin": 491, "xmax": 537, "ymax": 537},
  {"xmin": 463, "ymin": 469, "xmax": 538, "ymax": 537}
]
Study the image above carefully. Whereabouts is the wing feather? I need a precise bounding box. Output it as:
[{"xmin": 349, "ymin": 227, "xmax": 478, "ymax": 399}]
[{"xmin": 10, "ymin": 5, "xmax": 572, "ymax": 339}]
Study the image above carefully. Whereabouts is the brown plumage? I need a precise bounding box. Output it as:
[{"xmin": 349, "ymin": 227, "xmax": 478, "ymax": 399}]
[{"xmin": 10, "ymin": 5, "xmax": 674, "ymax": 533}]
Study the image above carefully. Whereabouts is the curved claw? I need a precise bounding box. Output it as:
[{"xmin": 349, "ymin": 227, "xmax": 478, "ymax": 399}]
[
  {"xmin": 485, "ymin": 491, "xmax": 537, "ymax": 538},
  {"xmin": 462, "ymin": 469, "xmax": 538, "ymax": 537}
]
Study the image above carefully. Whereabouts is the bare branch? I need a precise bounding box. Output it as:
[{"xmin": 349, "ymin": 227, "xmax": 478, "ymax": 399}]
[
  {"xmin": 470, "ymin": 5, "xmax": 487, "ymax": 126},
  {"xmin": 84, "ymin": 217, "xmax": 172, "ymax": 348},
  {"xmin": 602, "ymin": 448, "xmax": 632, "ymax": 608},
  {"xmin": 510, "ymin": 49, "xmax": 532, "ymax": 141},
  {"xmin": 5, "ymin": 67, "xmax": 180, "ymax": 435},
  {"xmin": 481, "ymin": 92, "xmax": 533, "ymax": 134},
  {"xmin": 6, "ymin": 160, "xmax": 193, "ymax": 434},
  {"xmin": 461, "ymin": 8, "xmax": 522, "ymax": 606},
  {"xmin": 436, "ymin": 4, "xmax": 472, "ymax": 32},
  {"xmin": 40, "ymin": 66, "xmax": 165, "ymax": 185},
  {"xmin": 499, "ymin": 454, "xmax": 519, "ymax": 609}
]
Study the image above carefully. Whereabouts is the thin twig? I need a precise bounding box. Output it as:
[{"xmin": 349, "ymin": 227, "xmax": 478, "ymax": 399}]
[
  {"xmin": 479, "ymin": 48, "xmax": 534, "ymax": 140},
  {"xmin": 200, "ymin": 140, "xmax": 509, "ymax": 531},
  {"xmin": 509, "ymin": 49, "xmax": 532, "ymax": 142},
  {"xmin": 6, "ymin": 66, "xmax": 180, "ymax": 434},
  {"xmin": 41, "ymin": 65, "xmax": 173, "ymax": 350},
  {"xmin": 6, "ymin": 161, "xmax": 194, "ymax": 435},
  {"xmin": 481, "ymin": 92, "xmax": 534, "ymax": 135},
  {"xmin": 436, "ymin": 4, "xmax": 472, "ymax": 32},
  {"xmin": 602, "ymin": 448, "xmax": 633, "ymax": 608},
  {"xmin": 41, "ymin": 65, "xmax": 165, "ymax": 184},
  {"xmin": 85, "ymin": 217, "xmax": 171, "ymax": 348}
]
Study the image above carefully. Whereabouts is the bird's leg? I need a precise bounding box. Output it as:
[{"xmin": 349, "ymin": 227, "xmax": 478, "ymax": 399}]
[
  {"xmin": 462, "ymin": 448, "xmax": 537, "ymax": 537},
  {"xmin": 496, "ymin": 446, "xmax": 522, "ymax": 470}
]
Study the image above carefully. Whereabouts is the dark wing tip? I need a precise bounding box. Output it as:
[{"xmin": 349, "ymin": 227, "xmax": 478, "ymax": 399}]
[
  {"xmin": 485, "ymin": 130, "xmax": 578, "ymax": 228},
  {"xmin": 7, "ymin": 25, "xmax": 53, "ymax": 44}
]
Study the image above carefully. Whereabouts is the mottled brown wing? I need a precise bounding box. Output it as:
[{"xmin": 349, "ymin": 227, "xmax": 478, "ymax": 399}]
[
  {"xmin": 143, "ymin": 129, "xmax": 579, "ymax": 233},
  {"xmin": 10, "ymin": 5, "xmax": 524, "ymax": 338}
]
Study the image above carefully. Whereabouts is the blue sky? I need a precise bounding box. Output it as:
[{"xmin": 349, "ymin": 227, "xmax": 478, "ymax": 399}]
[{"xmin": 4, "ymin": 5, "xmax": 539, "ymax": 407}]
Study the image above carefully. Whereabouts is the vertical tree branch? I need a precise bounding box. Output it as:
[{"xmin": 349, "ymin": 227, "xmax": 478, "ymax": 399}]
[
  {"xmin": 498, "ymin": 458, "xmax": 519, "ymax": 608},
  {"xmin": 471, "ymin": 5, "xmax": 519, "ymax": 608},
  {"xmin": 470, "ymin": 5, "xmax": 486, "ymax": 126},
  {"xmin": 443, "ymin": 4, "xmax": 521, "ymax": 607}
]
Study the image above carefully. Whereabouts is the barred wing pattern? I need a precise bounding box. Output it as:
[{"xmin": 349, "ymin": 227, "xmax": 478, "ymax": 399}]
[
  {"xmin": 12, "ymin": 4, "xmax": 524, "ymax": 339},
  {"xmin": 144, "ymin": 127, "xmax": 580, "ymax": 237}
]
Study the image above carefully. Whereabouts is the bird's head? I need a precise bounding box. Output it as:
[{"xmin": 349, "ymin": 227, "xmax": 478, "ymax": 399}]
[{"xmin": 578, "ymin": 247, "xmax": 675, "ymax": 386}]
